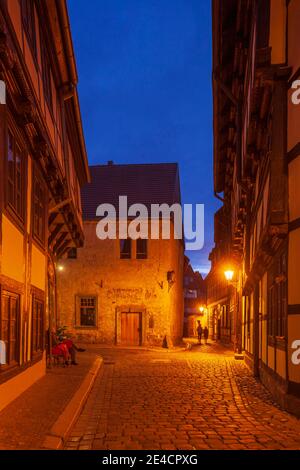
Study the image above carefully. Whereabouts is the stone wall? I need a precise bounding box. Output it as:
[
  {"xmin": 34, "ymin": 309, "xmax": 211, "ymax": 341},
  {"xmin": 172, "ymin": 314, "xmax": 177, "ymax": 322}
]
[{"xmin": 57, "ymin": 221, "xmax": 184, "ymax": 347}]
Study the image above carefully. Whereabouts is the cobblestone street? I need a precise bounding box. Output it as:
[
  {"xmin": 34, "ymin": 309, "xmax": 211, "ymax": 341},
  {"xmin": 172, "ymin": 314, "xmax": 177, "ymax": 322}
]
[{"xmin": 64, "ymin": 344, "xmax": 300, "ymax": 450}]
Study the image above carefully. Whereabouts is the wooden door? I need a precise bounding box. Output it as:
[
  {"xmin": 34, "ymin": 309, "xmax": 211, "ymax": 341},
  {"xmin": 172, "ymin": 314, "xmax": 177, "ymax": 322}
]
[{"xmin": 121, "ymin": 313, "xmax": 141, "ymax": 346}]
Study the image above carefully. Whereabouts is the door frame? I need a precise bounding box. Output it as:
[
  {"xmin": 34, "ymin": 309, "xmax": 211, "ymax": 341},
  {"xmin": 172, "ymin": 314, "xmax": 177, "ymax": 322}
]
[{"xmin": 115, "ymin": 305, "xmax": 147, "ymax": 346}]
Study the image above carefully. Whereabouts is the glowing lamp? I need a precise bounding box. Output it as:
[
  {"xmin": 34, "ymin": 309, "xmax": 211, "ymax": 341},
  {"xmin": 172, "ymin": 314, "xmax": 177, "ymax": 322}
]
[{"xmin": 224, "ymin": 270, "xmax": 234, "ymax": 282}]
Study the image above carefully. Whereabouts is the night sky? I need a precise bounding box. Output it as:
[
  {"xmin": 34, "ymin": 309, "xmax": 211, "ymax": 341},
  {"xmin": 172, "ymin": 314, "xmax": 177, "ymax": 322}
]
[{"xmin": 68, "ymin": 0, "xmax": 220, "ymax": 275}]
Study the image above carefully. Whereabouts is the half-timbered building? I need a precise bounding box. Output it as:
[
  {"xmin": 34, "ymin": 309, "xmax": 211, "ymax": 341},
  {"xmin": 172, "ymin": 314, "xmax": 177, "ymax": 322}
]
[
  {"xmin": 0, "ymin": 0, "xmax": 89, "ymax": 411},
  {"xmin": 211, "ymin": 0, "xmax": 300, "ymax": 415}
]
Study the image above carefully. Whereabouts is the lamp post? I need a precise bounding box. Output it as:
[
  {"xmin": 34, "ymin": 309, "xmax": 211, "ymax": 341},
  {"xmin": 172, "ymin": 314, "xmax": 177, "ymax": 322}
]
[{"xmin": 223, "ymin": 267, "xmax": 243, "ymax": 357}]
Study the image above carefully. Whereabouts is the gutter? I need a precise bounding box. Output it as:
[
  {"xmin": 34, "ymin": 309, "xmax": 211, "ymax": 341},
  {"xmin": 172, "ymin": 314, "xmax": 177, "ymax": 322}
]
[{"xmin": 56, "ymin": 0, "xmax": 90, "ymax": 185}]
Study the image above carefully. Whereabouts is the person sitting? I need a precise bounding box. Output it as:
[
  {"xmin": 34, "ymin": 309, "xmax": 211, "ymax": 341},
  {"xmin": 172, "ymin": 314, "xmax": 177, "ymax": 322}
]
[
  {"xmin": 51, "ymin": 329, "xmax": 70, "ymax": 365},
  {"xmin": 51, "ymin": 327, "xmax": 85, "ymax": 366}
]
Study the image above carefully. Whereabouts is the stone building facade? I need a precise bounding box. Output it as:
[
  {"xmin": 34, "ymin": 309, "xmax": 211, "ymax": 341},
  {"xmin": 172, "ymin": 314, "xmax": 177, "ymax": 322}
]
[{"xmin": 57, "ymin": 163, "xmax": 184, "ymax": 347}]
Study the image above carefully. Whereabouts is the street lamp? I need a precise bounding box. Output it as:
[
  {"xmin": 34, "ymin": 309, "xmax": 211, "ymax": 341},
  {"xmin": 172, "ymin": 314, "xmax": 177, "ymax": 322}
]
[
  {"xmin": 223, "ymin": 267, "xmax": 243, "ymax": 358},
  {"xmin": 224, "ymin": 269, "xmax": 234, "ymax": 282},
  {"xmin": 199, "ymin": 306, "xmax": 205, "ymax": 313}
]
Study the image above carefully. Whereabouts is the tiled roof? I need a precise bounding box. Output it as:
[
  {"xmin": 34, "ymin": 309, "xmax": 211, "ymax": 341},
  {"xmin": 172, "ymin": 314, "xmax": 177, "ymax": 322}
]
[{"xmin": 81, "ymin": 163, "xmax": 181, "ymax": 220}]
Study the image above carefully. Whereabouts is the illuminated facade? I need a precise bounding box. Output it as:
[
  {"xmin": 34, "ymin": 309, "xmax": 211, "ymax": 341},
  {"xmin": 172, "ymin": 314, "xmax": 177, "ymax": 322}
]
[
  {"xmin": 211, "ymin": 0, "xmax": 300, "ymax": 415},
  {"xmin": 183, "ymin": 258, "xmax": 206, "ymax": 337},
  {"xmin": 56, "ymin": 163, "xmax": 184, "ymax": 348},
  {"xmin": 0, "ymin": 0, "xmax": 89, "ymax": 411}
]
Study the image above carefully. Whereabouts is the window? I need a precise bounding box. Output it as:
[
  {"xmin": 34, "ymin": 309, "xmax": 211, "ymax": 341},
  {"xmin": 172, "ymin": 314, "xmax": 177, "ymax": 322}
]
[
  {"xmin": 120, "ymin": 239, "xmax": 131, "ymax": 259},
  {"xmin": 77, "ymin": 297, "xmax": 97, "ymax": 327},
  {"xmin": 268, "ymin": 253, "xmax": 287, "ymax": 338},
  {"xmin": 41, "ymin": 36, "xmax": 52, "ymax": 110},
  {"xmin": 0, "ymin": 291, "xmax": 19, "ymax": 367},
  {"xmin": 7, "ymin": 131, "xmax": 25, "ymax": 221},
  {"xmin": 32, "ymin": 297, "xmax": 44, "ymax": 354},
  {"xmin": 136, "ymin": 239, "xmax": 147, "ymax": 259},
  {"xmin": 21, "ymin": 0, "xmax": 36, "ymax": 58},
  {"xmin": 68, "ymin": 248, "xmax": 77, "ymax": 259},
  {"xmin": 32, "ymin": 169, "xmax": 46, "ymax": 244}
]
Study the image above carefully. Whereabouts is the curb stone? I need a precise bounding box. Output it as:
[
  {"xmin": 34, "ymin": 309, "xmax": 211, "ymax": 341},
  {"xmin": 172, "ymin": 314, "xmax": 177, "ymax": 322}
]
[{"xmin": 42, "ymin": 356, "xmax": 103, "ymax": 450}]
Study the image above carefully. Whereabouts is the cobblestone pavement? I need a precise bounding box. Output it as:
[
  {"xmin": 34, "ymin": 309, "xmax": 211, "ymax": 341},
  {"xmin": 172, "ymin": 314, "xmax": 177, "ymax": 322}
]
[{"xmin": 64, "ymin": 343, "xmax": 300, "ymax": 451}]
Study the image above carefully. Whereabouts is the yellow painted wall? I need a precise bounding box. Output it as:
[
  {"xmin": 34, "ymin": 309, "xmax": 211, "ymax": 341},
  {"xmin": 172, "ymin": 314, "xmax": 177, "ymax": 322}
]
[
  {"xmin": 0, "ymin": 355, "xmax": 45, "ymax": 413},
  {"xmin": 31, "ymin": 245, "xmax": 46, "ymax": 291},
  {"xmin": 1, "ymin": 215, "xmax": 24, "ymax": 283}
]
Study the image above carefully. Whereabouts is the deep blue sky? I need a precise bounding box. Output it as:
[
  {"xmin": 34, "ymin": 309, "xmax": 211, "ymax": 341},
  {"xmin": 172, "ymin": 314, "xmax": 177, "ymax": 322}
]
[{"xmin": 68, "ymin": 0, "xmax": 220, "ymax": 275}]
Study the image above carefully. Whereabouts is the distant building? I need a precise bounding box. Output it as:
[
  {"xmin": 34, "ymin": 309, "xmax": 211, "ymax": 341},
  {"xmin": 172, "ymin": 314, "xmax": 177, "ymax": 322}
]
[
  {"xmin": 206, "ymin": 207, "xmax": 233, "ymax": 345},
  {"xmin": 57, "ymin": 163, "xmax": 184, "ymax": 347},
  {"xmin": 183, "ymin": 258, "xmax": 206, "ymax": 337},
  {"xmin": 0, "ymin": 1, "xmax": 88, "ymax": 411}
]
